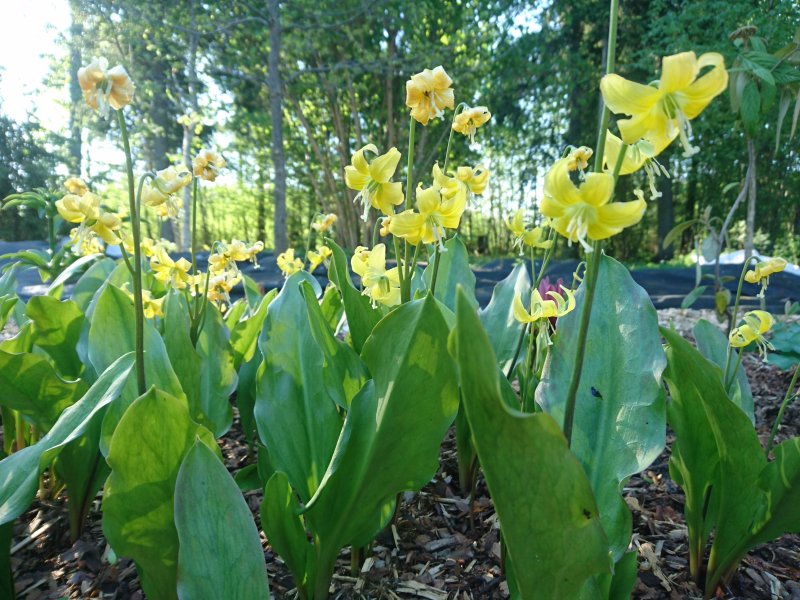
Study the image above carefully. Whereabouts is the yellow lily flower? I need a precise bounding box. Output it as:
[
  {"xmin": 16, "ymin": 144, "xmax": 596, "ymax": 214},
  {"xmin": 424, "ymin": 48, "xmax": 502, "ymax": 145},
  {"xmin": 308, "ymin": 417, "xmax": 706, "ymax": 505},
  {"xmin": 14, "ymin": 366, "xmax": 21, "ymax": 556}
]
[
  {"xmin": 193, "ymin": 149, "xmax": 226, "ymax": 182},
  {"xmin": 77, "ymin": 57, "xmax": 135, "ymax": 116},
  {"xmin": 150, "ymin": 247, "xmax": 193, "ymax": 290},
  {"xmin": 452, "ymin": 105, "xmax": 491, "ymax": 142},
  {"xmin": 729, "ymin": 310, "xmax": 775, "ymax": 357},
  {"xmin": 312, "ymin": 213, "xmax": 338, "ymax": 233},
  {"xmin": 56, "ymin": 192, "xmax": 100, "ymax": 223},
  {"xmin": 745, "ymin": 257, "xmax": 788, "ymax": 298},
  {"xmin": 505, "ymin": 210, "xmax": 553, "ymax": 255},
  {"xmin": 92, "ymin": 212, "xmax": 122, "ymax": 245},
  {"xmin": 121, "ymin": 233, "xmax": 159, "ymax": 258},
  {"xmin": 307, "ymin": 245, "xmax": 332, "ymax": 272},
  {"xmin": 350, "ymin": 243, "xmax": 400, "ymax": 308},
  {"xmin": 70, "ymin": 229, "xmax": 104, "ymax": 256},
  {"xmin": 388, "ymin": 183, "xmax": 466, "ymax": 249},
  {"xmin": 566, "ymin": 146, "xmax": 594, "ymax": 172},
  {"xmin": 600, "ymin": 51, "xmax": 728, "ymax": 157},
  {"xmin": 456, "ymin": 166, "xmax": 490, "ymax": 195},
  {"xmin": 603, "ymin": 131, "xmax": 672, "ymax": 200},
  {"xmin": 541, "ymin": 157, "xmax": 646, "ymax": 251},
  {"xmin": 433, "ymin": 163, "xmax": 490, "ymax": 200},
  {"xmin": 405, "ymin": 66, "xmax": 455, "ymax": 126},
  {"xmin": 344, "ymin": 144, "xmax": 403, "ymax": 221},
  {"xmin": 512, "ymin": 287, "xmax": 576, "ymax": 324},
  {"xmin": 64, "ymin": 177, "xmax": 89, "ymax": 196},
  {"xmin": 276, "ymin": 248, "xmax": 304, "ymax": 277},
  {"xmin": 206, "ymin": 270, "xmax": 242, "ymax": 309},
  {"xmin": 142, "ymin": 166, "xmax": 192, "ymax": 218}
]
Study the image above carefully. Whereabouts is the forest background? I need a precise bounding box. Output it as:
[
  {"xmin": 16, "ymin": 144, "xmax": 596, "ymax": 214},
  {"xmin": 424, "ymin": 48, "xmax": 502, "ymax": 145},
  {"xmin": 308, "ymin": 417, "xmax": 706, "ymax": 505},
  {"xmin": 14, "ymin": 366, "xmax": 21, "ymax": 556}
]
[{"xmin": 1, "ymin": 0, "xmax": 798, "ymax": 265}]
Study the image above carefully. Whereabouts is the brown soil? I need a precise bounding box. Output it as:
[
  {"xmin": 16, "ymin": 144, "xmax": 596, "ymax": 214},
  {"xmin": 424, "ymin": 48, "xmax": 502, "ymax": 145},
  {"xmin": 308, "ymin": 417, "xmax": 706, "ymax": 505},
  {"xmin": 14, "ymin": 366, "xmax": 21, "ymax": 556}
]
[{"xmin": 7, "ymin": 312, "xmax": 800, "ymax": 600}]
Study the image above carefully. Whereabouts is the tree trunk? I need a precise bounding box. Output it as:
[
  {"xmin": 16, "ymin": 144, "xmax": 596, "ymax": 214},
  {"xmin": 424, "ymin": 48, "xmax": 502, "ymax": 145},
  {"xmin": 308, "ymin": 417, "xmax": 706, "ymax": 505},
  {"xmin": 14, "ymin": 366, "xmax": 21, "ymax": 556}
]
[
  {"xmin": 267, "ymin": 0, "xmax": 288, "ymax": 253},
  {"xmin": 744, "ymin": 138, "xmax": 757, "ymax": 259},
  {"xmin": 68, "ymin": 0, "xmax": 83, "ymax": 175},
  {"xmin": 657, "ymin": 156, "xmax": 674, "ymax": 260}
]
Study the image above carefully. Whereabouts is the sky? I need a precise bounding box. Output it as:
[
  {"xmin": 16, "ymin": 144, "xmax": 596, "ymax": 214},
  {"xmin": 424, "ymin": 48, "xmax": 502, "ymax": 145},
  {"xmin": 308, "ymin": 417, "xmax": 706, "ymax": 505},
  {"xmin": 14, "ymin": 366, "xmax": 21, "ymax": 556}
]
[{"xmin": 0, "ymin": 0, "xmax": 71, "ymax": 130}]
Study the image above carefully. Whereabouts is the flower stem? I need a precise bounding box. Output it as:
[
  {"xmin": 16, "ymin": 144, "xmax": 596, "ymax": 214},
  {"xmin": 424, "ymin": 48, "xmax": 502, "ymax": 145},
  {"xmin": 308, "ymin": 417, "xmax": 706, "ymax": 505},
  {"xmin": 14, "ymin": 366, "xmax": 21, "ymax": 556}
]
[
  {"xmin": 399, "ymin": 118, "xmax": 417, "ymax": 302},
  {"xmin": 766, "ymin": 364, "xmax": 800, "ymax": 456},
  {"xmin": 442, "ymin": 103, "xmax": 466, "ymax": 174},
  {"xmin": 429, "ymin": 244, "xmax": 442, "ymax": 296},
  {"xmin": 727, "ymin": 255, "xmax": 760, "ymax": 336},
  {"xmin": 117, "ymin": 110, "xmax": 146, "ymax": 396}
]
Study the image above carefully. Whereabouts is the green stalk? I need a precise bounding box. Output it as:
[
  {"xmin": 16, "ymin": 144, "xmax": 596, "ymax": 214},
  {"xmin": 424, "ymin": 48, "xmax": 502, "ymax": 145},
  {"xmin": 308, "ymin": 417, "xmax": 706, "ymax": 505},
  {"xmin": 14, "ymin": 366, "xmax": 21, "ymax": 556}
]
[
  {"xmin": 117, "ymin": 110, "xmax": 146, "ymax": 396},
  {"xmin": 429, "ymin": 244, "xmax": 442, "ymax": 296},
  {"xmin": 727, "ymin": 255, "xmax": 760, "ymax": 336},
  {"xmin": 191, "ymin": 177, "xmax": 199, "ymax": 276},
  {"xmin": 14, "ymin": 411, "xmax": 26, "ymax": 451},
  {"xmin": 765, "ymin": 364, "xmax": 800, "ymax": 456},
  {"xmin": 442, "ymin": 103, "xmax": 466, "ymax": 174},
  {"xmin": 400, "ymin": 118, "xmax": 417, "ymax": 302}
]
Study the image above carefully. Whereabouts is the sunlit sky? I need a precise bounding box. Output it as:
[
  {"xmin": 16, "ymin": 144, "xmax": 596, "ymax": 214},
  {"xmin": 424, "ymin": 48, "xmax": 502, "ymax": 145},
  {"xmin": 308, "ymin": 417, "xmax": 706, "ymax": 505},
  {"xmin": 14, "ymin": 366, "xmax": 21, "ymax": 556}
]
[{"xmin": 0, "ymin": 0, "xmax": 70, "ymax": 130}]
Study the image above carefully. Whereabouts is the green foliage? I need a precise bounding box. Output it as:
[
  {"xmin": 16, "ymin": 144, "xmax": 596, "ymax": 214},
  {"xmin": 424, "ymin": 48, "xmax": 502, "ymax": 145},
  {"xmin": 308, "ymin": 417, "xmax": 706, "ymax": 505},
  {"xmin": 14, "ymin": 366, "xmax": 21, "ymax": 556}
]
[{"xmin": 422, "ymin": 236, "xmax": 477, "ymax": 312}]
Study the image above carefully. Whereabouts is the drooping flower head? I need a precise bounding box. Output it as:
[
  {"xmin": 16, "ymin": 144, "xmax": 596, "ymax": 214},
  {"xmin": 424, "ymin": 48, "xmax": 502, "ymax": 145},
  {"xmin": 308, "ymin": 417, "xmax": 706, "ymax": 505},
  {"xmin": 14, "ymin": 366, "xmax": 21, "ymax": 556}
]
[
  {"xmin": 729, "ymin": 310, "xmax": 775, "ymax": 357},
  {"xmin": 123, "ymin": 285, "xmax": 165, "ymax": 320},
  {"xmin": 64, "ymin": 177, "xmax": 89, "ymax": 196},
  {"xmin": 56, "ymin": 192, "xmax": 100, "ymax": 224},
  {"xmin": 388, "ymin": 183, "xmax": 466, "ymax": 250},
  {"xmin": 603, "ymin": 131, "xmax": 671, "ymax": 200},
  {"xmin": 405, "ymin": 66, "xmax": 455, "ymax": 126},
  {"xmin": 56, "ymin": 191, "xmax": 121, "ymax": 248},
  {"xmin": 77, "ymin": 57, "xmax": 135, "ymax": 116},
  {"xmin": 142, "ymin": 166, "xmax": 193, "ymax": 218},
  {"xmin": 456, "ymin": 165, "xmax": 490, "ymax": 195},
  {"xmin": 600, "ymin": 51, "xmax": 728, "ymax": 157},
  {"xmin": 206, "ymin": 270, "xmax": 242, "ymax": 310},
  {"xmin": 307, "ymin": 245, "xmax": 332, "ymax": 272},
  {"xmin": 350, "ymin": 244, "xmax": 400, "ymax": 308},
  {"xmin": 745, "ymin": 257, "xmax": 787, "ymax": 298},
  {"xmin": 513, "ymin": 287, "xmax": 576, "ymax": 324},
  {"xmin": 566, "ymin": 146, "xmax": 594, "ymax": 172},
  {"xmin": 312, "ymin": 213, "xmax": 338, "ymax": 233},
  {"xmin": 541, "ymin": 156, "xmax": 646, "ymax": 252},
  {"xmin": 452, "ymin": 105, "xmax": 491, "ymax": 142},
  {"xmin": 209, "ymin": 239, "xmax": 264, "ymax": 274},
  {"xmin": 276, "ymin": 248, "xmax": 304, "ymax": 277},
  {"xmin": 344, "ymin": 144, "xmax": 403, "ymax": 221},
  {"xmin": 505, "ymin": 210, "xmax": 553, "ymax": 255},
  {"xmin": 193, "ymin": 149, "xmax": 226, "ymax": 182},
  {"xmin": 150, "ymin": 246, "xmax": 193, "ymax": 290}
]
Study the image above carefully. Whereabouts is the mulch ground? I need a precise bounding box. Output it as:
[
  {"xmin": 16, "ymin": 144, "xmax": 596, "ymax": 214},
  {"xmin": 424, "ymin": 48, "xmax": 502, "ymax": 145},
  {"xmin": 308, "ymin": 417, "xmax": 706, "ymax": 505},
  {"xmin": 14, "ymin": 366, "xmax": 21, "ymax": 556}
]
[{"xmin": 7, "ymin": 310, "xmax": 800, "ymax": 600}]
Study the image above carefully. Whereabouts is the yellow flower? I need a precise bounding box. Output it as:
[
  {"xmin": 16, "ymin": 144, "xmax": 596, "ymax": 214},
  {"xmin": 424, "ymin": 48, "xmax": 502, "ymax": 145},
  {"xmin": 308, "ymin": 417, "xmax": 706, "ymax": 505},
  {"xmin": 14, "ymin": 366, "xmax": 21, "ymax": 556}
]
[
  {"xmin": 452, "ymin": 106, "xmax": 491, "ymax": 142},
  {"xmin": 379, "ymin": 217, "xmax": 392, "ymax": 238},
  {"xmin": 600, "ymin": 51, "xmax": 728, "ymax": 157},
  {"xmin": 150, "ymin": 247, "xmax": 193, "ymax": 290},
  {"xmin": 64, "ymin": 177, "xmax": 89, "ymax": 196},
  {"xmin": 432, "ymin": 163, "xmax": 489, "ymax": 202},
  {"xmin": 456, "ymin": 166, "xmax": 490, "ymax": 195},
  {"xmin": 389, "ymin": 183, "xmax": 466, "ymax": 249},
  {"xmin": 603, "ymin": 131, "xmax": 671, "ymax": 200},
  {"xmin": 56, "ymin": 192, "xmax": 100, "ymax": 223},
  {"xmin": 206, "ymin": 271, "xmax": 242, "ymax": 308},
  {"xmin": 92, "ymin": 212, "xmax": 121, "ymax": 245},
  {"xmin": 566, "ymin": 146, "xmax": 594, "ymax": 172},
  {"xmin": 312, "ymin": 213, "xmax": 338, "ymax": 233},
  {"xmin": 70, "ymin": 229, "xmax": 104, "ymax": 256},
  {"xmin": 541, "ymin": 157, "xmax": 646, "ymax": 251},
  {"xmin": 123, "ymin": 285, "xmax": 164, "ymax": 319},
  {"xmin": 77, "ymin": 57, "xmax": 135, "ymax": 116},
  {"xmin": 405, "ymin": 66, "xmax": 455, "ymax": 126},
  {"xmin": 193, "ymin": 149, "xmax": 226, "ymax": 182},
  {"xmin": 121, "ymin": 233, "xmax": 159, "ymax": 258},
  {"xmin": 277, "ymin": 248, "xmax": 304, "ymax": 277},
  {"xmin": 745, "ymin": 257, "xmax": 787, "ymax": 298},
  {"xmin": 142, "ymin": 166, "xmax": 192, "ymax": 218},
  {"xmin": 513, "ymin": 288, "xmax": 576, "ymax": 323},
  {"xmin": 210, "ymin": 239, "xmax": 264, "ymax": 274},
  {"xmin": 350, "ymin": 243, "xmax": 400, "ymax": 308},
  {"xmin": 344, "ymin": 144, "xmax": 403, "ymax": 221},
  {"xmin": 307, "ymin": 245, "xmax": 332, "ymax": 272},
  {"xmin": 505, "ymin": 210, "xmax": 553, "ymax": 254},
  {"xmin": 729, "ymin": 310, "xmax": 775, "ymax": 357}
]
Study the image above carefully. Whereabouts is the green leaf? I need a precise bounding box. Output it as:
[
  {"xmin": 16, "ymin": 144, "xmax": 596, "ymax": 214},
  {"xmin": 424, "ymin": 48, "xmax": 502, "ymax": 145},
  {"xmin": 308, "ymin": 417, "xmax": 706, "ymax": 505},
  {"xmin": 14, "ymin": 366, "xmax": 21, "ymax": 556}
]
[
  {"xmin": 229, "ymin": 289, "xmax": 276, "ymax": 370},
  {"xmin": 47, "ymin": 254, "xmax": 102, "ymax": 294},
  {"xmin": 751, "ymin": 438, "xmax": 800, "ymax": 545},
  {"xmin": 423, "ymin": 236, "xmax": 477, "ymax": 312},
  {"xmin": 326, "ymin": 239, "xmax": 381, "ymax": 353},
  {"xmin": 26, "ymin": 296, "xmax": 84, "ymax": 378},
  {"xmin": 88, "ymin": 284, "xmax": 186, "ymax": 454},
  {"xmin": 681, "ymin": 285, "xmax": 708, "ymax": 309},
  {"xmin": 319, "ymin": 283, "xmax": 344, "ymax": 331},
  {"xmin": 453, "ymin": 288, "xmax": 610, "ymax": 599},
  {"xmin": 303, "ymin": 295, "xmax": 459, "ymax": 592},
  {"xmin": 478, "ymin": 262, "xmax": 530, "ymax": 373},
  {"xmin": 255, "ymin": 271, "xmax": 343, "ymax": 502},
  {"xmin": 0, "ymin": 350, "xmax": 87, "ymax": 429},
  {"xmin": 102, "ymin": 388, "xmax": 218, "ymax": 600},
  {"xmin": 662, "ymin": 220, "xmax": 698, "ymax": 250},
  {"xmin": 261, "ymin": 472, "xmax": 316, "ymax": 594},
  {"xmin": 174, "ymin": 441, "xmax": 271, "ymax": 600},
  {"xmin": 741, "ymin": 79, "xmax": 761, "ymax": 137},
  {"xmin": 300, "ymin": 282, "xmax": 368, "ymax": 409},
  {"xmin": 69, "ymin": 258, "xmax": 117, "ymax": 313},
  {"xmin": 0, "ymin": 354, "xmax": 133, "ymax": 526},
  {"xmin": 241, "ymin": 274, "xmax": 264, "ymax": 309},
  {"xmin": 0, "ymin": 296, "xmax": 17, "ymax": 331},
  {"xmin": 537, "ymin": 254, "xmax": 666, "ymax": 561},
  {"xmin": 693, "ymin": 319, "xmax": 754, "ymax": 422},
  {"xmin": 236, "ymin": 348, "xmax": 261, "ymax": 447}
]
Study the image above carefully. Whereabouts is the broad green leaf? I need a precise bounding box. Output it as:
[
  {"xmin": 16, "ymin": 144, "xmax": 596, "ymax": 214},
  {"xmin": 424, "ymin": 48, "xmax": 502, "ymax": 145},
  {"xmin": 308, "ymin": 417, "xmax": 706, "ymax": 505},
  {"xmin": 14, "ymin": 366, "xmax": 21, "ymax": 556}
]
[
  {"xmin": 454, "ymin": 288, "xmax": 610, "ymax": 599},
  {"xmin": 102, "ymin": 388, "xmax": 218, "ymax": 600},
  {"xmin": 423, "ymin": 236, "xmax": 477, "ymax": 312},
  {"xmin": 194, "ymin": 302, "xmax": 237, "ymax": 436},
  {"xmin": 255, "ymin": 271, "xmax": 343, "ymax": 502},
  {"xmin": 224, "ymin": 299, "xmax": 249, "ymax": 330},
  {"xmin": 693, "ymin": 319, "xmax": 754, "ymax": 422},
  {"xmin": 229, "ymin": 289, "xmax": 276, "ymax": 370},
  {"xmin": 88, "ymin": 284, "xmax": 186, "ymax": 454},
  {"xmin": 741, "ymin": 79, "xmax": 761, "ymax": 136},
  {"xmin": 326, "ymin": 239, "xmax": 381, "ymax": 353},
  {"xmin": 174, "ymin": 441, "xmax": 271, "ymax": 600},
  {"xmin": 751, "ymin": 438, "xmax": 800, "ymax": 544},
  {"xmin": 0, "ymin": 321, "xmax": 33, "ymax": 353},
  {"xmin": 261, "ymin": 472, "xmax": 316, "ymax": 594},
  {"xmin": 319, "ymin": 283, "xmax": 344, "ymax": 331},
  {"xmin": 47, "ymin": 254, "xmax": 103, "ymax": 293},
  {"xmin": 236, "ymin": 348, "xmax": 261, "ymax": 447},
  {"xmin": 69, "ymin": 257, "xmax": 117, "ymax": 313},
  {"xmin": 304, "ymin": 295, "xmax": 459, "ymax": 590},
  {"xmin": 478, "ymin": 262, "xmax": 530, "ymax": 372},
  {"xmin": 681, "ymin": 285, "xmax": 708, "ymax": 309},
  {"xmin": 163, "ymin": 292, "xmax": 203, "ymax": 420},
  {"xmin": 242, "ymin": 273, "xmax": 264, "ymax": 309},
  {"xmin": 0, "ymin": 296, "xmax": 17, "ymax": 330},
  {"xmin": 0, "ymin": 354, "xmax": 133, "ymax": 526},
  {"xmin": 300, "ymin": 282, "xmax": 367, "ymax": 408},
  {"xmin": 537, "ymin": 254, "xmax": 666, "ymax": 561},
  {"xmin": 26, "ymin": 296, "xmax": 84, "ymax": 378},
  {"xmin": 0, "ymin": 350, "xmax": 87, "ymax": 429}
]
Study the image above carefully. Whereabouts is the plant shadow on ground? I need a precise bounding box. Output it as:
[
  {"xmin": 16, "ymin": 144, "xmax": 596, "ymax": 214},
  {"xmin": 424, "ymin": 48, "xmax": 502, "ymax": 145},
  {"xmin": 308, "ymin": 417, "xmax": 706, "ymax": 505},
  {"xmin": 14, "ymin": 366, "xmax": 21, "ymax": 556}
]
[{"xmin": 7, "ymin": 312, "xmax": 800, "ymax": 600}]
